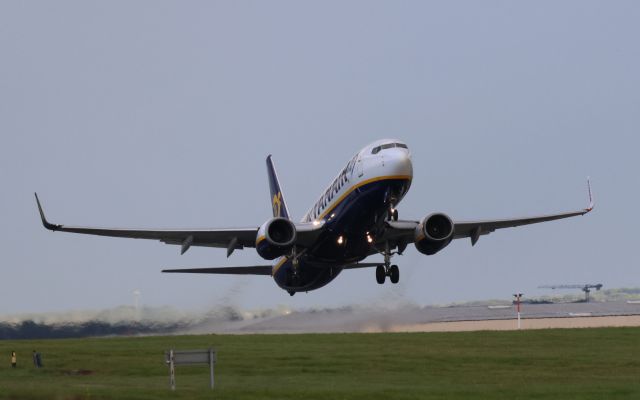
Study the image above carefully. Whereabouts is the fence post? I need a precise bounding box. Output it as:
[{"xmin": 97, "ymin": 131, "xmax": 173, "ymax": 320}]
[
  {"xmin": 209, "ymin": 348, "xmax": 215, "ymax": 389},
  {"xmin": 169, "ymin": 349, "xmax": 176, "ymax": 391}
]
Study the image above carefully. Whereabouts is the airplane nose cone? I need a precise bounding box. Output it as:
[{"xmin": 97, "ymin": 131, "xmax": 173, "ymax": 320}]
[{"xmin": 388, "ymin": 149, "xmax": 413, "ymax": 178}]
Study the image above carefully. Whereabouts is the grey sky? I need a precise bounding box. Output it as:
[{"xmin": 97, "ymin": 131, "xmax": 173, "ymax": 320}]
[{"xmin": 1, "ymin": 1, "xmax": 638, "ymax": 314}]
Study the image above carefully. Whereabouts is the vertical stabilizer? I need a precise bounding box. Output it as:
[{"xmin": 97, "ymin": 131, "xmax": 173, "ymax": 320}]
[{"xmin": 266, "ymin": 155, "xmax": 290, "ymax": 219}]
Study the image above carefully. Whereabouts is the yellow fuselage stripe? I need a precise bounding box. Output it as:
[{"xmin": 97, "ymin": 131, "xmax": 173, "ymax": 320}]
[{"xmin": 314, "ymin": 174, "xmax": 411, "ymax": 221}]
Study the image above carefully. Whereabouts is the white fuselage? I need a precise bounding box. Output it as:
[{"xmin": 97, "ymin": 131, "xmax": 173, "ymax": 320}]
[{"xmin": 302, "ymin": 139, "xmax": 413, "ymax": 224}]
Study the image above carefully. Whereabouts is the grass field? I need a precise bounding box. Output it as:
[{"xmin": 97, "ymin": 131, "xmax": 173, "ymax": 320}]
[{"xmin": 0, "ymin": 327, "xmax": 639, "ymax": 399}]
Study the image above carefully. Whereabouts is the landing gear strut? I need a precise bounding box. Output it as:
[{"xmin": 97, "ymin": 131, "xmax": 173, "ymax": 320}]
[
  {"xmin": 289, "ymin": 246, "xmax": 307, "ymax": 287},
  {"xmin": 291, "ymin": 247, "xmax": 300, "ymax": 279},
  {"xmin": 292, "ymin": 257, "xmax": 300, "ymax": 284},
  {"xmin": 388, "ymin": 207, "xmax": 399, "ymax": 221}
]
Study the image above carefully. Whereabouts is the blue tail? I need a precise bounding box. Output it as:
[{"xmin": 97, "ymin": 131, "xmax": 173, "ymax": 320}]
[{"xmin": 266, "ymin": 155, "xmax": 290, "ymax": 219}]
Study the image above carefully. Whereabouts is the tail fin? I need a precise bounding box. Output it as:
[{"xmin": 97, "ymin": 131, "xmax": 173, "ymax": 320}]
[{"xmin": 266, "ymin": 155, "xmax": 290, "ymax": 219}]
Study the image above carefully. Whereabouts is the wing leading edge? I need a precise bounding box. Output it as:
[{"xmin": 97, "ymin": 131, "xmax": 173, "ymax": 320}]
[
  {"xmin": 35, "ymin": 193, "xmax": 258, "ymax": 255},
  {"xmin": 382, "ymin": 178, "xmax": 594, "ymax": 246}
]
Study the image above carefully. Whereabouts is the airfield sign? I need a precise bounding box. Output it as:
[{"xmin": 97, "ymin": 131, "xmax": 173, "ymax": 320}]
[{"xmin": 165, "ymin": 348, "xmax": 217, "ymax": 390}]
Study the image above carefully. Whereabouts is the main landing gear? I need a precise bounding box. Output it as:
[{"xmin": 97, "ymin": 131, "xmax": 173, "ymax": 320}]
[
  {"xmin": 375, "ymin": 241, "xmax": 400, "ymax": 284},
  {"xmin": 287, "ymin": 246, "xmax": 307, "ymax": 290},
  {"xmin": 376, "ymin": 264, "xmax": 399, "ymax": 284}
]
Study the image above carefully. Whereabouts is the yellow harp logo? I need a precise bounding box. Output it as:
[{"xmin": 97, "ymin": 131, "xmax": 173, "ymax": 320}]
[{"xmin": 272, "ymin": 192, "xmax": 283, "ymax": 217}]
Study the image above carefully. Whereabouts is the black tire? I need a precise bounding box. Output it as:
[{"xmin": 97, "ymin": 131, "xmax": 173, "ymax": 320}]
[
  {"xmin": 392, "ymin": 209, "xmax": 399, "ymax": 221},
  {"xmin": 376, "ymin": 265, "xmax": 386, "ymax": 284},
  {"xmin": 389, "ymin": 265, "xmax": 399, "ymax": 284}
]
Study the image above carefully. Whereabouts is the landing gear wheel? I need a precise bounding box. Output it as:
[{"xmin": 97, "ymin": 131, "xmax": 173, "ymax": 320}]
[
  {"xmin": 392, "ymin": 209, "xmax": 399, "ymax": 221},
  {"xmin": 389, "ymin": 265, "xmax": 399, "ymax": 284},
  {"xmin": 376, "ymin": 265, "xmax": 386, "ymax": 284}
]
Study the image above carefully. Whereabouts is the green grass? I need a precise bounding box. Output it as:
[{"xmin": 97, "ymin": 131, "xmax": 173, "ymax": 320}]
[{"xmin": 0, "ymin": 328, "xmax": 639, "ymax": 399}]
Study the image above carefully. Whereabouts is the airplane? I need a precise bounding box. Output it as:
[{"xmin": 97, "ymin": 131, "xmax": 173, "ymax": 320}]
[{"xmin": 35, "ymin": 139, "xmax": 594, "ymax": 296}]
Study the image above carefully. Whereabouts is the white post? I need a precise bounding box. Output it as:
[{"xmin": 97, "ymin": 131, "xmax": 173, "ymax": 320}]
[
  {"xmin": 513, "ymin": 293, "xmax": 523, "ymax": 330},
  {"xmin": 169, "ymin": 349, "xmax": 176, "ymax": 391},
  {"xmin": 209, "ymin": 348, "xmax": 215, "ymax": 390}
]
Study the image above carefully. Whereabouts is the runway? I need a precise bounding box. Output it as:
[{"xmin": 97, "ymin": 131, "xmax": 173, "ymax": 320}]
[
  {"xmin": 211, "ymin": 300, "xmax": 640, "ymax": 334},
  {"xmin": 365, "ymin": 315, "xmax": 640, "ymax": 332},
  {"xmin": 3, "ymin": 299, "xmax": 640, "ymax": 339}
]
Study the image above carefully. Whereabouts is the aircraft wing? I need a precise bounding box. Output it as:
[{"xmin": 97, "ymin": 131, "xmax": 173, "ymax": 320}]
[
  {"xmin": 35, "ymin": 193, "xmax": 323, "ymax": 256},
  {"xmin": 341, "ymin": 262, "xmax": 382, "ymax": 269},
  {"xmin": 451, "ymin": 208, "xmax": 592, "ymax": 245},
  {"xmin": 382, "ymin": 179, "xmax": 594, "ymax": 247},
  {"xmin": 162, "ymin": 265, "xmax": 273, "ymax": 275}
]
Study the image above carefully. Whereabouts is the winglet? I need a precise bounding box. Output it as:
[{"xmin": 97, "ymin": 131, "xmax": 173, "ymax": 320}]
[
  {"xmin": 585, "ymin": 177, "xmax": 594, "ymax": 212},
  {"xmin": 34, "ymin": 193, "xmax": 61, "ymax": 231}
]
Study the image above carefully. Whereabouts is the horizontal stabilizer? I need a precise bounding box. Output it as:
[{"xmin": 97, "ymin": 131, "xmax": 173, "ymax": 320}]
[
  {"xmin": 162, "ymin": 265, "xmax": 273, "ymax": 275},
  {"xmin": 342, "ymin": 262, "xmax": 382, "ymax": 270}
]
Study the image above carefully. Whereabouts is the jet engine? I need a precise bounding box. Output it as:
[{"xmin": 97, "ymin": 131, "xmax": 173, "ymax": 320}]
[
  {"xmin": 256, "ymin": 217, "xmax": 297, "ymax": 260},
  {"xmin": 414, "ymin": 213, "xmax": 454, "ymax": 255}
]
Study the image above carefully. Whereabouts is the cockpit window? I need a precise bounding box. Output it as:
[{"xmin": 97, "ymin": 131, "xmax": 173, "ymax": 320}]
[{"xmin": 371, "ymin": 142, "xmax": 407, "ymax": 154}]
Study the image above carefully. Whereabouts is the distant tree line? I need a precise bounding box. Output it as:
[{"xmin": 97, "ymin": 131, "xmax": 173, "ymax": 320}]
[{"xmin": 0, "ymin": 320, "xmax": 186, "ymax": 340}]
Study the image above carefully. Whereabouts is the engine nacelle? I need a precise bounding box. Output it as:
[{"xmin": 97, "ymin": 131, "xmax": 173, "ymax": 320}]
[
  {"xmin": 256, "ymin": 217, "xmax": 297, "ymax": 260},
  {"xmin": 414, "ymin": 213, "xmax": 454, "ymax": 255}
]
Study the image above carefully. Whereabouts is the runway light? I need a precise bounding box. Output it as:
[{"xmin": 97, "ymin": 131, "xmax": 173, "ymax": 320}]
[{"xmin": 337, "ymin": 235, "xmax": 344, "ymax": 245}]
